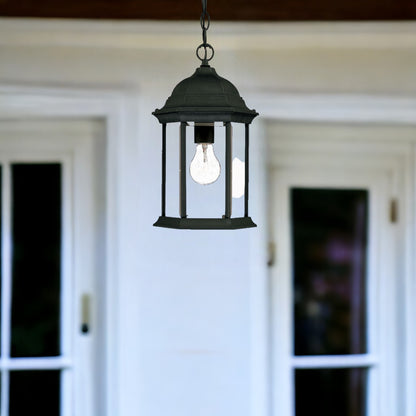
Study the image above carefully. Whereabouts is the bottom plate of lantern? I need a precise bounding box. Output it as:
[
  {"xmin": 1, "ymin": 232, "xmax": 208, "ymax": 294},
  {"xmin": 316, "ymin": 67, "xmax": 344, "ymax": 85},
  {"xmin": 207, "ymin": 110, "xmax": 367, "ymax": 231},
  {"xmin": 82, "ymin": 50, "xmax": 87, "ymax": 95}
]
[{"xmin": 153, "ymin": 216, "xmax": 257, "ymax": 230}]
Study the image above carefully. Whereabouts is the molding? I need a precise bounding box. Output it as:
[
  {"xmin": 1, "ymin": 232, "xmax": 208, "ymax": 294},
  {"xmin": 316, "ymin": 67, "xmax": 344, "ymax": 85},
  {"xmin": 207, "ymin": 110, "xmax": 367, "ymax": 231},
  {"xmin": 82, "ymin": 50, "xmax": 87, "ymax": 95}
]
[
  {"xmin": 0, "ymin": 119, "xmax": 103, "ymax": 136},
  {"xmin": 2, "ymin": 84, "xmax": 416, "ymax": 416},
  {"xmin": 0, "ymin": 19, "xmax": 416, "ymax": 50},
  {"xmin": 0, "ymin": 85, "xmax": 124, "ymax": 416},
  {"xmin": 252, "ymin": 94, "xmax": 416, "ymax": 124},
  {"xmin": 5, "ymin": 87, "xmax": 415, "ymax": 125},
  {"xmin": 0, "ymin": 85, "xmax": 133, "ymax": 117},
  {"xmin": 245, "ymin": 91, "xmax": 416, "ymax": 416},
  {"xmin": 267, "ymin": 150, "xmax": 409, "ymax": 416}
]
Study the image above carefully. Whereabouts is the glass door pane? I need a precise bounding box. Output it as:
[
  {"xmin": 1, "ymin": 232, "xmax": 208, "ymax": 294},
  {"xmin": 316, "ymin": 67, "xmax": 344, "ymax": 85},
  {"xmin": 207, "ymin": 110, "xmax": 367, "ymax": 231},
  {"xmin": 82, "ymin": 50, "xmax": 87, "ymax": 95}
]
[
  {"xmin": 291, "ymin": 188, "xmax": 368, "ymax": 356},
  {"xmin": 0, "ymin": 119, "xmax": 104, "ymax": 416},
  {"xmin": 11, "ymin": 164, "xmax": 62, "ymax": 358},
  {"xmin": 9, "ymin": 370, "xmax": 60, "ymax": 415},
  {"xmin": 295, "ymin": 368, "xmax": 367, "ymax": 416}
]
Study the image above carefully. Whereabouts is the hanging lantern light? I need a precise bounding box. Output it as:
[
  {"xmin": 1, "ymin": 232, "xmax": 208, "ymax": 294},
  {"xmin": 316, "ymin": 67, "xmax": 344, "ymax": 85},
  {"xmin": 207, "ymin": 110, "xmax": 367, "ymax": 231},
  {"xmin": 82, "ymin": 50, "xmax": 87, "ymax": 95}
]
[{"xmin": 153, "ymin": 0, "xmax": 258, "ymax": 229}]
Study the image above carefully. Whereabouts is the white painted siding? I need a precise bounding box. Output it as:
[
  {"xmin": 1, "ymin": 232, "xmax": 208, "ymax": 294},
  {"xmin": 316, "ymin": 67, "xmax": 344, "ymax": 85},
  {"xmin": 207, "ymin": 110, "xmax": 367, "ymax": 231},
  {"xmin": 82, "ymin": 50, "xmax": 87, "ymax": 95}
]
[{"xmin": 0, "ymin": 20, "xmax": 415, "ymax": 416}]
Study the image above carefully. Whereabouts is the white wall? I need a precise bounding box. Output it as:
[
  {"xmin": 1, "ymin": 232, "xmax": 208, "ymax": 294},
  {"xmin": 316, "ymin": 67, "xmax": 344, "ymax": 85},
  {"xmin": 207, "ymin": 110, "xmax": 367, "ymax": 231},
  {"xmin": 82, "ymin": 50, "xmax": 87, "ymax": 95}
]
[{"xmin": 1, "ymin": 19, "xmax": 415, "ymax": 416}]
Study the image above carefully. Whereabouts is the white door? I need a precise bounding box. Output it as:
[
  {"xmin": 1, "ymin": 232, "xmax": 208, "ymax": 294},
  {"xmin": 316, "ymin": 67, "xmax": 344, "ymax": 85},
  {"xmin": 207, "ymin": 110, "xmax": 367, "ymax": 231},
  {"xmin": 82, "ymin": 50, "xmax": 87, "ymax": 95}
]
[
  {"xmin": 0, "ymin": 119, "xmax": 105, "ymax": 416},
  {"xmin": 268, "ymin": 122, "xmax": 407, "ymax": 416}
]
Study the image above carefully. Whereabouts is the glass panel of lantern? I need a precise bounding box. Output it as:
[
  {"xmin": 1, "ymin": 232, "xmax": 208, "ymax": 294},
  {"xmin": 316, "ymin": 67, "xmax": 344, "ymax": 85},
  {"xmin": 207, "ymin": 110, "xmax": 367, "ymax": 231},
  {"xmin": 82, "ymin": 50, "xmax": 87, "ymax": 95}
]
[
  {"xmin": 230, "ymin": 122, "xmax": 247, "ymax": 216},
  {"xmin": 187, "ymin": 123, "xmax": 225, "ymax": 219},
  {"xmin": 182, "ymin": 123, "xmax": 247, "ymax": 220},
  {"xmin": 164, "ymin": 122, "xmax": 179, "ymax": 217},
  {"xmin": 153, "ymin": 115, "xmax": 256, "ymax": 229}
]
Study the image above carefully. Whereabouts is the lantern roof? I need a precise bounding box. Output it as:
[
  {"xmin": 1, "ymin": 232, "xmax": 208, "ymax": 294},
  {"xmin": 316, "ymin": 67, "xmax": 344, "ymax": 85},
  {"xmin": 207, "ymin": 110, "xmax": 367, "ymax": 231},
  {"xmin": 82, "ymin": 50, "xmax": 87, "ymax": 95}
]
[{"xmin": 153, "ymin": 65, "xmax": 258, "ymax": 124}]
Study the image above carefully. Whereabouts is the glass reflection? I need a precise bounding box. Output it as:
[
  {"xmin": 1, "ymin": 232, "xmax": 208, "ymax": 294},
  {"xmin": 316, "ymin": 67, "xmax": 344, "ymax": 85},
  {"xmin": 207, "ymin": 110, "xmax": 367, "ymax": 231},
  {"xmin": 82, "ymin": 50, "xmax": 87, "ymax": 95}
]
[
  {"xmin": 11, "ymin": 164, "xmax": 61, "ymax": 357},
  {"xmin": 291, "ymin": 188, "xmax": 368, "ymax": 356},
  {"xmin": 296, "ymin": 368, "xmax": 367, "ymax": 416},
  {"xmin": 9, "ymin": 370, "xmax": 60, "ymax": 415}
]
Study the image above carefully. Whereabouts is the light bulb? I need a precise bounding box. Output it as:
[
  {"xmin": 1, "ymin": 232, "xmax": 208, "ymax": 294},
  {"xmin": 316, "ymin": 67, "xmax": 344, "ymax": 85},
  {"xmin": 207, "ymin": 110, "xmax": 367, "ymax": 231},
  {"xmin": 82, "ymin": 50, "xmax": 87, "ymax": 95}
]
[{"xmin": 190, "ymin": 143, "xmax": 221, "ymax": 185}]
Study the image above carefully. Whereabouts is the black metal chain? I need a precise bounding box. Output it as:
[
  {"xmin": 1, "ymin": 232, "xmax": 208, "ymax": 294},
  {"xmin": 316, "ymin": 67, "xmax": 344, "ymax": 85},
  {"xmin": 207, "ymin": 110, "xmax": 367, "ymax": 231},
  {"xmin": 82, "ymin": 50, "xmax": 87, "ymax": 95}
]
[{"xmin": 196, "ymin": 0, "xmax": 214, "ymax": 64}]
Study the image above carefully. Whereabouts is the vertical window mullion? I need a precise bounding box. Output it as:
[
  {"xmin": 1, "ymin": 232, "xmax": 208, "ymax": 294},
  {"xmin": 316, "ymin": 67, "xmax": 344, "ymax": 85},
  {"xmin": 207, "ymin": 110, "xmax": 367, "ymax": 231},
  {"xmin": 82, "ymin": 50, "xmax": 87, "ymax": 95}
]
[
  {"xmin": 61, "ymin": 158, "xmax": 71, "ymax": 359},
  {"xmin": 1, "ymin": 162, "xmax": 11, "ymax": 416},
  {"xmin": 1, "ymin": 372, "xmax": 9, "ymax": 416},
  {"xmin": 61, "ymin": 158, "xmax": 72, "ymax": 416}
]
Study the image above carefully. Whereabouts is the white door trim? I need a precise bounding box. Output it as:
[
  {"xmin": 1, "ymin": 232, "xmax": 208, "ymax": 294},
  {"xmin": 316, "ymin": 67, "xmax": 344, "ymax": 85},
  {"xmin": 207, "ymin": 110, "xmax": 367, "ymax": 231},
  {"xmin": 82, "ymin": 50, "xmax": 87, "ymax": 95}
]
[
  {"xmin": 270, "ymin": 167, "xmax": 397, "ymax": 416},
  {"xmin": 2, "ymin": 85, "xmax": 416, "ymax": 416},
  {"xmin": 247, "ymin": 93, "xmax": 416, "ymax": 416},
  {"xmin": 0, "ymin": 84, "xmax": 140, "ymax": 416},
  {"xmin": 0, "ymin": 120, "xmax": 103, "ymax": 416}
]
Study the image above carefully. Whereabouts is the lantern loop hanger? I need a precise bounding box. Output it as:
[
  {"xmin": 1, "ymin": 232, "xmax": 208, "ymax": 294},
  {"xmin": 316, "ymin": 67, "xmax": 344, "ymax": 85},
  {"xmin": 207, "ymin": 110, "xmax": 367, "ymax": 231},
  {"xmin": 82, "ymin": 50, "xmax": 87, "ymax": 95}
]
[{"xmin": 196, "ymin": 0, "xmax": 215, "ymax": 65}]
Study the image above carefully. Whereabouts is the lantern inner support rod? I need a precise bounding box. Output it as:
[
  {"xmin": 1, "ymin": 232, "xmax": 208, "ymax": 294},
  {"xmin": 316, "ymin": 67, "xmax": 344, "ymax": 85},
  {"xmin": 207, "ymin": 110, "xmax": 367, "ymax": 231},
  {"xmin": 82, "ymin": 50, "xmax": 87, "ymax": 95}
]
[
  {"xmin": 180, "ymin": 122, "xmax": 187, "ymax": 218},
  {"xmin": 225, "ymin": 122, "xmax": 232, "ymax": 218},
  {"xmin": 161, "ymin": 123, "xmax": 167, "ymax": 216},
  {"xmin": 244, "ymin": 124, "xmax": 249, "ymax": 217}
]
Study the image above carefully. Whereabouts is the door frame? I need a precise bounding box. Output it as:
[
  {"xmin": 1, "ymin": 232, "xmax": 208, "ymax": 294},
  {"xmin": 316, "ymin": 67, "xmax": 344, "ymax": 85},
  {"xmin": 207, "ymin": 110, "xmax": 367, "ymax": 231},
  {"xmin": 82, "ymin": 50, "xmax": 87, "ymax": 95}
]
[
  {"xmin": 247, "ymin": 93, "xmax": 416, "ymax": 416},
  {"xmin": 270, "ymin": 161, "xmax": 399, "ymax": 416},
  {"xmin": 1, "ymin": 86, "xmax": 416, "ymax": 416},
  {"xmin": 0, "ymin": 119, "xmax": 104, "ymax": 416},
  {"xmin": 0, "ymin": 85, "xmax": 142, "ymax": 416}
]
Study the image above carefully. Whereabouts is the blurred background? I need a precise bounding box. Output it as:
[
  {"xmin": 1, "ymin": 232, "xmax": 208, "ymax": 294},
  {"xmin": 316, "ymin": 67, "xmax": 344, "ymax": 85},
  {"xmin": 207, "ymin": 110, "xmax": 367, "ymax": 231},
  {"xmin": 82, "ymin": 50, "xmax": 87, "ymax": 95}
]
[{"xmin": 0, "ymin": 2, "xmax": 415, "ymax": 416}]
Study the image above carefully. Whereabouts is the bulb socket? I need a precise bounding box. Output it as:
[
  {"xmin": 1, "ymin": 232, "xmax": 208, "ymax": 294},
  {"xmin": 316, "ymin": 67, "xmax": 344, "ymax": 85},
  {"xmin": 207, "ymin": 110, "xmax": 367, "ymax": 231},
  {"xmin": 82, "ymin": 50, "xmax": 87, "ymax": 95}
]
[{"xmin": 194, "ymin": 125, "xmax": 214, "ymax": 144}]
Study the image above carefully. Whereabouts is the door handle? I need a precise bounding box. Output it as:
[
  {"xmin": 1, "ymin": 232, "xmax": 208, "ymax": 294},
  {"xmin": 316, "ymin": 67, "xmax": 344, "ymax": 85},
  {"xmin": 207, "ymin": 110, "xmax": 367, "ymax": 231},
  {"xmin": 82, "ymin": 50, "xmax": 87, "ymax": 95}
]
[{"xmin": 81, "ymin": 294, "xmax": 91, "ymax": 334}]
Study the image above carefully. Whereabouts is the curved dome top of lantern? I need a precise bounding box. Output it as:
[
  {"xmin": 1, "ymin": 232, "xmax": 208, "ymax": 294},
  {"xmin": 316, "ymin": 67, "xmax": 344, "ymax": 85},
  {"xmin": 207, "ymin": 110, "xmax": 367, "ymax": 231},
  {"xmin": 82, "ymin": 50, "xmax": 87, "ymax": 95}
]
[{"xmin": 153, "ymin": 65, "xmax": 258, "ymax": 124}]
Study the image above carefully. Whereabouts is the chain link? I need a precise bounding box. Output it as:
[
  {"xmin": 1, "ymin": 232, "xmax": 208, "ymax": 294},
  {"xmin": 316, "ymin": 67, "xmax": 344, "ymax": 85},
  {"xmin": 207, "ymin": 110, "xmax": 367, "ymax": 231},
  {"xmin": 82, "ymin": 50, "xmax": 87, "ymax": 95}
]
[{"xmin": 197, "ymin": 0, "xmax": 214, "ymax": 64}]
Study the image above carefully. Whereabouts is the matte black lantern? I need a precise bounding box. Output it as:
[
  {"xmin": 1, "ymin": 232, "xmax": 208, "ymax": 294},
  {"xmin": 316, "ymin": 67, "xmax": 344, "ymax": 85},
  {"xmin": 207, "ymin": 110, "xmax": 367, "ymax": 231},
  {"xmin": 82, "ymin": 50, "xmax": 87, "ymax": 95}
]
[{"xmin": 153, "ymin": 0, "xmax": 258, "ymax": 229}]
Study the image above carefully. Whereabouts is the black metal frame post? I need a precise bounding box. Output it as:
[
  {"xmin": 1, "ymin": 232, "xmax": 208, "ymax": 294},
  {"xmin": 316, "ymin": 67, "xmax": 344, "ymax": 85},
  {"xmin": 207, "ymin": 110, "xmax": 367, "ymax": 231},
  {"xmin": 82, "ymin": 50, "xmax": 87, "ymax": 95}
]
[
  {"xmin": 180, "ymin": 122, "xmax": 187, "ymax": 218},
  {"xmin": 225, "ymin": 122, "xmax": 232, "ymax": 218},
  {"xmin": 244, "ymin": 123, "xmax": 249, "ymax": 217},
  {"xmin": 161, "ymin": 123, "xmax": 166, "ymax": 217}
]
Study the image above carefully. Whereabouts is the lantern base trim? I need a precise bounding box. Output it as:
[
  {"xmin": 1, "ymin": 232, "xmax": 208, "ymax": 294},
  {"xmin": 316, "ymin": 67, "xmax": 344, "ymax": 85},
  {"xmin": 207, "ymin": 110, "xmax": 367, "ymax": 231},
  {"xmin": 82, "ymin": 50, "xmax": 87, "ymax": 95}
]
[{"xmin": 153, "ymin": 216, "xmax": 257, "ymax": 230}]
